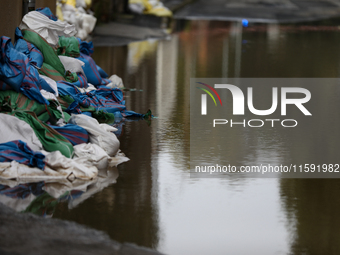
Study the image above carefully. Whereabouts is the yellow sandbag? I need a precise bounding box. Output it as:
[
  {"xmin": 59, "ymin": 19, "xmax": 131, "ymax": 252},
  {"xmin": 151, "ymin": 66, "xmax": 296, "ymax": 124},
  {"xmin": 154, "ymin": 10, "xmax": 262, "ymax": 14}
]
[
  {"xmin": 56, "ymin": 3, "xmax": 64, "ymax": 21},
  {"xmin": 85, "ymin": 0, "xmax": 92, "ymax": 8},
  {"xmin": 66, "ymin": 0, "xmax": 76, "ymax": 8},
  {"xmin": 145, "ymin": 6, "xmax": 172, "ymax": 17}
]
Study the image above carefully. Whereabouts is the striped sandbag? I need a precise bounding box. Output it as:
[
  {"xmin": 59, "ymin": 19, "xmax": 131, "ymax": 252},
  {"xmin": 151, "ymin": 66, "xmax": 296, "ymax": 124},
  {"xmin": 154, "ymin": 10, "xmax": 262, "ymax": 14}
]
[
  {"xmin": 0, "ymin": 140, "xmax": 45, "ymax": 169},
  {"xmin": 49, "ymin": 124, "xmax": 89, "ymax": 146}
]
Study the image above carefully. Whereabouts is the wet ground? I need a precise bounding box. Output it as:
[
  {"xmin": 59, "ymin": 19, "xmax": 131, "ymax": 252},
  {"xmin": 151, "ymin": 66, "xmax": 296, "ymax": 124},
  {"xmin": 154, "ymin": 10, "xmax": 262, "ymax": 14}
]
[{"xmin": 2, "ymin": 20, "xmax": 340, "ymax": 254}]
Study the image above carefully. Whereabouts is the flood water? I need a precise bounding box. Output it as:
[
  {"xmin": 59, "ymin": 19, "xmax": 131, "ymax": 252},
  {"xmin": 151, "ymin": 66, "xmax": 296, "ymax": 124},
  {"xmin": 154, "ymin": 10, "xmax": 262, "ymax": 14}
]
[{"xmin": 3, "ymin": 20, "xmax": 340, "ymax": 254}]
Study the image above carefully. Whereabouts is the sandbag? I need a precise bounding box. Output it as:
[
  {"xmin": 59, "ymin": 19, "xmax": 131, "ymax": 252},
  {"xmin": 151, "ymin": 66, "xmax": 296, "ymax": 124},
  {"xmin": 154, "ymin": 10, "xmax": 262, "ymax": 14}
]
[
  {"xmin": 76, "ymin": 53, "xmax": 110, "ymax": 86},
  {"xmin": 36, "ymin": 7, "xmax": 58, "ymax": 21},
  {"xmin": 0, "ymin": 152, "xmax": 97, "ymax": 180},
  {"xmin": 0, "ymin": 114, "xmax": 43, "ymax": 151},
  {"xmin": 58, "ymin": 55, "xmax": 86, "ymax": 77},
  {"xmin": 0, "ymin": 37, "xmax": 27, "ymax": 91},
  {"xmin": 14, "ymin": 28, "xmax": 44, "ymax": 68},
  {"xmin": 0, "ymin": 37, "xmax": 49, "ymax": 105},
  {"xmin": 39, "ymin": 75, "xmax": 58, "ymax": 96},
  {"xmin": 19, "ymin": 11, "xmax": 77, "ymax": 46},
  {"xmin": 106, "ymin": 74, "xmax": 124, "ymax": 89},
  {"xmin": 0, "ymin": 140, "xmax": 45, "ymax": 170},
  {"xmin": 68, "ymin": 114, "xmax": 120, "ymax": 156},
  {"xmin": 58, "ymin": 36, "xmax": 80, "ymax": 58},
  {"xmin": 22, "ymin": 30, "xmax": 66, "ymax": 77},
  {"xmin": 0, "ymin": 91, "xmax": 62, "ymax": 124},
  {"xmin": 13, "ymin": 111, "xmax": 74, "ymax": 158},
  {"xmin": 49, "ymin": 124, "xmax": 89, "ymax": 146},
  {"xmin": 73, "ymin": 143, "xmax": 109, "ymax": 169}
]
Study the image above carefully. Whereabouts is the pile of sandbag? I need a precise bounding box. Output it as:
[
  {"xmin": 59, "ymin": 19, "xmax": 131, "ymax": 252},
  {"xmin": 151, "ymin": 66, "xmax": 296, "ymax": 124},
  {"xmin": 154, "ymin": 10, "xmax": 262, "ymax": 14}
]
[
  {"xmin": 0, "ymin": 7, "xmax": 146, "ymax": 182},
  {"xmin": 129, "ymin": 0, "xmax": 172, "ymax": 17},
  {"xmin": 57, "ymin": 0, "xmax": 97, "ymax": 40}
]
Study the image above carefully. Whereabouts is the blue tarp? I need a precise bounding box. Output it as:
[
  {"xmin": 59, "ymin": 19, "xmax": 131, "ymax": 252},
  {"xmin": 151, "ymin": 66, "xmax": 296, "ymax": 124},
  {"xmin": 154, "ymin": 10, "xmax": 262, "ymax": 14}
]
[{"xmin": 0, "ymin": 140, "xmax": 45, "ymax": 170}]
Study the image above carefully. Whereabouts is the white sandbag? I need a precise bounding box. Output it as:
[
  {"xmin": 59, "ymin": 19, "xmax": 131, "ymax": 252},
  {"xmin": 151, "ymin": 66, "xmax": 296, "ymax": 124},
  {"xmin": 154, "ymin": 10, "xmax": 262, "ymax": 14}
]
[
  {"xmin": 19, "ymin": 11, "xmax": 77, "ymax": 46},
  {"xmin": 73, "ymin": 143, "xmax": 109, "ymax": 170},
  {"xmin": 44, "ymin": 150, "xmax": 98, "ymax": 180},
  {"xmin": 0, "ymin": 155, "xmax": 97, "ymax": 181},
  {"xmin": 0, "ymin": 114, "xmax": 43, "ymax": 151},
  {"xmin": 62, "ymin": 4, "xmax": 78, "ymax": 27},
  {"xmin": 39, "ymin": 75, "xmax": 58, "ymax": 96},
  {"xmin": 58, "ymin": 56, "xmax": 86, "ymax": 78},
  {"xmin": 68, "ymin": 114, "xmax": 120, "ymax": 156},
  {"xmin": 106, "ymin": 74, "xmax": 124, "ymax": 89},
  {"xmin": 81, "ymin": 13, "xmax": 97, "ymax": 34}
]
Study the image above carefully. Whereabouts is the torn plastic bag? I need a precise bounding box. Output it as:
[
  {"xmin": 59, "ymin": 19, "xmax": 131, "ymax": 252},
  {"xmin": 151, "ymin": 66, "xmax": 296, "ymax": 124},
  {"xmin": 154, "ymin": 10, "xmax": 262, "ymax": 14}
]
[
  {"xmin": 0, "ymin": 114, "xmax": 43, "ymax": 151},
  {"xmin": 69, "ymin": 114, "xmax": 120, "ymax": 156},
  {"xmin": 0, "ymin": 140, "xmax": 45, "ymax": 170},
  {"xmin": 19, "ymin": 11, "xmax": 76, "ymax": 46}
]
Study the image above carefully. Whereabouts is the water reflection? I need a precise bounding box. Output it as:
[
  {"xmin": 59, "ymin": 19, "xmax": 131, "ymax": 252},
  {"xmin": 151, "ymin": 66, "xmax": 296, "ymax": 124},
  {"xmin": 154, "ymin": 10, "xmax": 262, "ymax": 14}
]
[
  {"xmin": 80, "ymin": 20, "xmax": 340, "ymax": 253},
  {"xmin": 280, "ymin": 179, "xmax": 340, "ymax": 255},
  {"xmin": 0, "ymin": 167, "xmax": 119, "ymax": 217},
  {"xmin": 3, "ymin": 19, "xmax": 340, "ymax": 254}
]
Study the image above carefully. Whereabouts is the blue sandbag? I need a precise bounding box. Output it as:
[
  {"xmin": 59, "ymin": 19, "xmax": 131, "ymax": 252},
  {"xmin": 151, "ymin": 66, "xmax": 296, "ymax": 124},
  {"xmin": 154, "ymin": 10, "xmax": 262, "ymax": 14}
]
[
  {"xmin": 96, "ymin": 65, "xmax": 108, "ymax": 78},
  {"xmin": 77, "ymin": 38, "xmax": 94, "ymax": 56},
  {"xmin": 49, "ymin": 124, "xmax": 89, "ymax": 146},
  {"xmin": 0, "ymin": 36, "xmax": 27, "ymax": 90},
  {"xmin": 76, "ymin": 53, "xmax": 110, "ymax": 86},
  {"xmin": 0, "ymin": 36, "xmax": 49, "ymax": 105},
  {"xmin": 15, "ymin": 28, "xmax": 44, "ymax": 68},
  {"xmin": 0, "ymin": 140, "xmax": 45, "ymax": 170},
  {"xmin": 36, "ymin": 7, "xmax": 58, "ymax": 21}
]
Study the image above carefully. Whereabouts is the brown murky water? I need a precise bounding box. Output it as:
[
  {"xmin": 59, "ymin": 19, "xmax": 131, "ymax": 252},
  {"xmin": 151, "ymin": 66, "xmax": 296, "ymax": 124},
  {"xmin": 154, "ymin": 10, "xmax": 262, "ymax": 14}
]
[{"xmin": 3, "ymin": 20, "xmax": 340, "ymax": 254}]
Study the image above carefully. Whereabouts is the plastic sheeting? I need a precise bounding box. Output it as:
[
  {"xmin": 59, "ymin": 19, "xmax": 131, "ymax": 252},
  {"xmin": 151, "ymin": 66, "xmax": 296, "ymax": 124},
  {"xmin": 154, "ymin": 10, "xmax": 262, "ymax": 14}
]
[
  {"xmin": 19, "ymin": 11, "xmax": 77, "ymax": 46},
  {"xmin": 0, "ymin": 114, "xmax": 43, "ymax": 151}
]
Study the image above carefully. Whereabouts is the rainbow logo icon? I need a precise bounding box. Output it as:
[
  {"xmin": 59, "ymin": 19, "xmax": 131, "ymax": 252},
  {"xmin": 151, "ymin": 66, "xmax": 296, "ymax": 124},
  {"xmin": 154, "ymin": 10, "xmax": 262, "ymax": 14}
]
[{"xmin": 196, "ymin": 82, "xmax": 222, "ymax": 115}]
